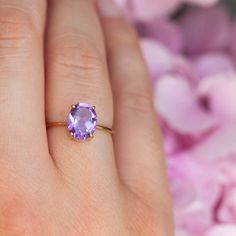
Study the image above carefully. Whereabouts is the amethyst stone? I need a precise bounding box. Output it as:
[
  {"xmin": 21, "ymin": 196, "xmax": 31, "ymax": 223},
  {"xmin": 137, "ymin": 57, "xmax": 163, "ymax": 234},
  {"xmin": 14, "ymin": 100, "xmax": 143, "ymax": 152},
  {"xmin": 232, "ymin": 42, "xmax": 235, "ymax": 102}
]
[{"xmin": 68, "ymin": 103, "xmax": 97, "ymax": 141}]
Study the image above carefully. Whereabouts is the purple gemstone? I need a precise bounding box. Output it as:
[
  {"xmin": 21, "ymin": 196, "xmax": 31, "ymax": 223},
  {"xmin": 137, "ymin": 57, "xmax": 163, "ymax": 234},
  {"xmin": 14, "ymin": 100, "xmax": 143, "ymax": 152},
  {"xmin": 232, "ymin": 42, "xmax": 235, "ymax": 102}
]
[{"xmin": 68, "ymin": 103, "xmax": 97, "ymax": 141}]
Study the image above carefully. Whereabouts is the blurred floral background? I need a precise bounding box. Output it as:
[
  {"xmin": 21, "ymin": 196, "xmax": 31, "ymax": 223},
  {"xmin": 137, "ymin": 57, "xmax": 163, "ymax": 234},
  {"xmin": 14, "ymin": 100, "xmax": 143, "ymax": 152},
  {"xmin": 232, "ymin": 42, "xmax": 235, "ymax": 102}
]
[{"xmin": 115, "ymin": 0, "xmax": 236, "ymax": 235}]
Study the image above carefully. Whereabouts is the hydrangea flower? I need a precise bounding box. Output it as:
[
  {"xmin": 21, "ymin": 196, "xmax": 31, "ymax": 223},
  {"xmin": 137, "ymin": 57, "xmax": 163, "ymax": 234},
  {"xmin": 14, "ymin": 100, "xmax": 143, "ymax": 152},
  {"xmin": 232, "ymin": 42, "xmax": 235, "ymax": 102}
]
[{"xmin": 115, "ymin": 0, "xmax": 218, "ymax": 19}]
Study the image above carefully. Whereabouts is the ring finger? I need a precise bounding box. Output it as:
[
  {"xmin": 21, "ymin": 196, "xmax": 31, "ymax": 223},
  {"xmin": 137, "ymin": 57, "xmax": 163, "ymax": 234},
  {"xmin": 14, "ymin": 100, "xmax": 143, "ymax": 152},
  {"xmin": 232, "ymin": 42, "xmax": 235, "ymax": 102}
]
[{"xmin": 46, "ymin": 0, "xmax": 118, "ymax": 193}]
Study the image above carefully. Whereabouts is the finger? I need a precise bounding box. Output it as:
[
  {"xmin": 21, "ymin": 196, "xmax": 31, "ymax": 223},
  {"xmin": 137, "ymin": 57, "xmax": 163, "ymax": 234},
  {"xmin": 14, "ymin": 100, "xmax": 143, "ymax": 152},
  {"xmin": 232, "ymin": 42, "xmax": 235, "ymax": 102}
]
[
  {"xmin": 46, "ymin": 0, "xmax": 118, "ymax": 190},
  {"xmin": 98, "ymin": 0, "xmax": 172, "ymax": 208},
  {"xmin": 0, "ymin": 1, "xmax": 50, "ymax": 172}
]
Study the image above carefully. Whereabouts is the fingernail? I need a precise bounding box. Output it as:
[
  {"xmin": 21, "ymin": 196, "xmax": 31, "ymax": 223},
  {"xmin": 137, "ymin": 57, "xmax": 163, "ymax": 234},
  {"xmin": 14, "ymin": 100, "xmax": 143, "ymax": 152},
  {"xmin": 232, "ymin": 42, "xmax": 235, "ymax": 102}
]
[{"xmin": 97, "ymin": 0, "xmax": 121, "ymax": 17}]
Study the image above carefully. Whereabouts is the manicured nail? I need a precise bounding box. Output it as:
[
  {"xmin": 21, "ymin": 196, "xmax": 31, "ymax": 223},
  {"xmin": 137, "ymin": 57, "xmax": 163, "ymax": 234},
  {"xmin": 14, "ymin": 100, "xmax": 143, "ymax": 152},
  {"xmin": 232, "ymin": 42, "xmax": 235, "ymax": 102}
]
[{"xmin": 97, "ymin": 0, "xmax": 121, "ymax": 17}]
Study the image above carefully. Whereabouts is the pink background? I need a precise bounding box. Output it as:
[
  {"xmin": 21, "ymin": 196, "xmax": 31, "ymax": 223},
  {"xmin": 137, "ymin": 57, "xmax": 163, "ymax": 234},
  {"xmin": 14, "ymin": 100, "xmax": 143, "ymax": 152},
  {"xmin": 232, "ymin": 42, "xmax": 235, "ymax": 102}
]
[{"xmin": 116, "ymin": 0, "xmax": 236, "ymax": 235}]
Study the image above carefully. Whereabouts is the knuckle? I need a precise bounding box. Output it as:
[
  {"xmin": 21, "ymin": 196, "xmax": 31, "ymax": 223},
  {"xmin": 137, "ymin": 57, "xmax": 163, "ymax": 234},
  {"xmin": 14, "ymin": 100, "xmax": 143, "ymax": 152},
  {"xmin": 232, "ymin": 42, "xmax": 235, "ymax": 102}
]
[
  {"xmin": 158, "ymin": 208, "xmax": 175, "ymax": 236},
  {"xmin": 126, "ymin": 196, "xmax": 160, "ymax": 235},
  {"xmin": 0, "ymin": 8, "xmax": 37, "ymax": 57},
  {"xmin": 0, "ymin": 7, "xmax": 37, "ymax": 40},
  {"xmin": 109, "ymin": 20, "xmax": 139, "ymax": 47},
  {"xmin": 127, "ymin": 194, "xmax": 174, "ymax": 236},
  {"xmin": 118, "ymin": 84, "xmax": 154, "ymax": 114},
  {"xmin": 50, "ymin": 35, "xmax": 105, "ymax": 76}
]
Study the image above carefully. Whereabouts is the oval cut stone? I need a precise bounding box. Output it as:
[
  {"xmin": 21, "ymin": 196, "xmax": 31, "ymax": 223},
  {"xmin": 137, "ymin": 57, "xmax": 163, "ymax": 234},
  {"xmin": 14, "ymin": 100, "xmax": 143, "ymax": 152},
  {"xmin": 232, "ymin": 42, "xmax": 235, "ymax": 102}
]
[{"xmin": 68, "ymin": 103, "xmax": 97, "ymax": 141}]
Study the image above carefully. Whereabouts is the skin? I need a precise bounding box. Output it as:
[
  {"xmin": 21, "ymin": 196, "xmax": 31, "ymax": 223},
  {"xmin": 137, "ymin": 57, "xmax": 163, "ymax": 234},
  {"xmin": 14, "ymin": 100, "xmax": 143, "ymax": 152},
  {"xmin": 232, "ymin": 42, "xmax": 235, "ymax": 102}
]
[{"xmin": 0, "ymin": 0, "xmax": 174, "ymax": 235}]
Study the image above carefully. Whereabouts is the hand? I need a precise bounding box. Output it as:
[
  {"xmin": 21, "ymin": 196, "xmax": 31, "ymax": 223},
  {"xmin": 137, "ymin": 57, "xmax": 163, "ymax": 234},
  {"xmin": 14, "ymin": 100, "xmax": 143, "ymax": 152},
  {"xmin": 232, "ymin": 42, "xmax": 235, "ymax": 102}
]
[{"xmin": 0, "ymin": 0, "xmax": 174, "ymax": 235}]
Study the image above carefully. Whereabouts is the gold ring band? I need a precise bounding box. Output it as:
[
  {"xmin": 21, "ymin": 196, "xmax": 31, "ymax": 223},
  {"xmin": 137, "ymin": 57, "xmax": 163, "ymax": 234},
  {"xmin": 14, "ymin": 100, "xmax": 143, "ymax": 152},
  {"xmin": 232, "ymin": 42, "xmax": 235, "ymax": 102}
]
[{"xmin": 47, "ymin": 122, "xmax": 114, "ymax": 135}]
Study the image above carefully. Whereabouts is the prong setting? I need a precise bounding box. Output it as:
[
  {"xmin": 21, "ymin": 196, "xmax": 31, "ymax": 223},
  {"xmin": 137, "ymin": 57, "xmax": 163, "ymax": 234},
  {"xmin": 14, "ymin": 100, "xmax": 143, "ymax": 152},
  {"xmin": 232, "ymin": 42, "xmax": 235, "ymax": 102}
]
[{"xmin": 68, "ymin": 103, "xmax": 97, "ymax": 141}]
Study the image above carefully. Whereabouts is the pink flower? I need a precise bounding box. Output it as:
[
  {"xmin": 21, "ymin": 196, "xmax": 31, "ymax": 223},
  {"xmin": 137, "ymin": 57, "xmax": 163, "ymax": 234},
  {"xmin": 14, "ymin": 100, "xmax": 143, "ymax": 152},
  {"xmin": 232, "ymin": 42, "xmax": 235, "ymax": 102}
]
[
  {"xmin": 116, "ymin": 0, "xmax": 218, "ymax": 20},
  {"xmin": 140, "ymin": 19, "xmax": 184, "ymax": 53},
  {"xmin": 178, "ymin": 6, "xmax": 231, "ymax": 54},
  {"xmin": 218, "ymin": 186, "xmax": 236, "ymax": 223},
  {"xmin": 198, "ymin": 74, "xmax": 236, "ymax": 122},
  {"xmin": 230, "ymin": 23, "xmax": 236, "ymax": 62},
  {"xmin": 191, "ymin": 124, "xmax": 236, "ymax": 161},
  {"xmin": 168, "ymin": 155, "xmax": 221, "ymax": 235},
  {"xmin": 205, "ymin": 225, "xmax": 236, "ymax": 236},
  {"xmin": 192, "ymin": 53, "xmax": 235, "ymax": 79},
  {"xmin": 154, "ymin": 75, "xmax": 219, "ymax": 135},
  {"xmin": 140, "ymin": 39, "xmax": 174, "ymax": 78}
]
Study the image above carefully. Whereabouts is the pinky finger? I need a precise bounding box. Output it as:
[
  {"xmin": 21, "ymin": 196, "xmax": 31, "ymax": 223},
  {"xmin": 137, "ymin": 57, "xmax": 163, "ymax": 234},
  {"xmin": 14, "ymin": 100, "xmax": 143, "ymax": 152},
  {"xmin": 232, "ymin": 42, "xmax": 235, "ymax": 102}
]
[{"xmin": 97, "ymin": 0, "xmax": 173, "ymax": 226}]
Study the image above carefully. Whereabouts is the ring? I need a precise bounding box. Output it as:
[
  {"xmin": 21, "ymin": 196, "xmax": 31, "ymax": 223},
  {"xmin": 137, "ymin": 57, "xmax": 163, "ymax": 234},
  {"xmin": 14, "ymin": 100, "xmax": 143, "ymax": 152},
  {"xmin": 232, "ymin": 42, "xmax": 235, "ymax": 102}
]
[{"xmin": 47, "ymin": 103, "xmax": 113, "ymax": 141}]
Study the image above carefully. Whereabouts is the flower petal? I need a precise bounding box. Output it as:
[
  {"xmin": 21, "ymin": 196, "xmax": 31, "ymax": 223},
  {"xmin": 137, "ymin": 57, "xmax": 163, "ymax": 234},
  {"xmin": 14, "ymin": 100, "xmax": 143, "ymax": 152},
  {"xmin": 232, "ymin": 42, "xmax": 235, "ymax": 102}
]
[
  {"xmin": 205, "ymin": 225, "xmax": 236, "ymax": 236},
  {"xmin": 179, "ymin": 6, "xmax": 231, "ymax": 54},
  {"xmin": 218, "ymin": 186, "xmax": 236, "ymax": 223},
  {"xmin": 155, "ymin": 76, "xmax": 218, "ymax": 134},
  {"xmin": 140, "ymin": 19, "xmax": 184, "ymax": 53},
  {"xmin": 140, "ymin": 39, "xmax": 174, "ymax": 78},
  {"xmin": 198, "ymin": 74, "xmax": 236, "ymax": 122},
  {"xmin": 131, "ymin": 0, "xmax": 179, "ymax": 20},
  {"xmin": 187, "ymin": 0, "xmax": 218, "ymax": 6},
  {"xmin": 191, "ymin": 124, "xmax": 236, "ymax": 160},
  {"xmin": 193, "ymin": 53, "xmax": 235, "ymax": 79}
]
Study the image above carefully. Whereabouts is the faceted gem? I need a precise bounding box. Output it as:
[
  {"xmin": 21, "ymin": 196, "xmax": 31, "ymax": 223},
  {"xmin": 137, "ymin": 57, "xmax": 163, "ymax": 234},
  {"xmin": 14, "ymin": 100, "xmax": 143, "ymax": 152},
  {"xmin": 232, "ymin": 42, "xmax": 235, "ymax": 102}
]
[{"xmin": 68, "ymin": 103, "xmax": 97, "ymax": 141}]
